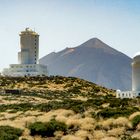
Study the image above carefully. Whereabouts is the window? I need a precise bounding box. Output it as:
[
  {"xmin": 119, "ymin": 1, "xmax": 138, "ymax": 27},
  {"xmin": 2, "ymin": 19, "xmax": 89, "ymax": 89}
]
[
  {"xmin": 139, "ymin": 93, "xmax": 140, "ymax": 96},
  {"xmin": 35, "ymin": 43, "xmax": 36, "ymax": 45}
]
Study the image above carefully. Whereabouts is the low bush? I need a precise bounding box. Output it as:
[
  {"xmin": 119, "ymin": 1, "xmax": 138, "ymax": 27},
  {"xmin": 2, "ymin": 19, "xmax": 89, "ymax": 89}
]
[
  {"xmin": 29, "ymin": 122, "xmax": 47, "ymax": 137},
  {"xmin": 96, "ymin": 107, "xmax": 139, "ymax": 118},
  {"xmin": 0, "ymin": 125, "xmax": 23, "ymax": 140},
  {"xmin": 29, "ymin": 119, "xmax": 67, "ymax": 137},
  {"xmin": 38, "ymin": 99, "xmax": 85, "ymax": 113},
  {"xmin": 132, "ymin": 115, "xmax": 140, "ymax": 129},
  {"xmin": 109, "ymin": 98, "xmax": 130, "ymax": 108}
]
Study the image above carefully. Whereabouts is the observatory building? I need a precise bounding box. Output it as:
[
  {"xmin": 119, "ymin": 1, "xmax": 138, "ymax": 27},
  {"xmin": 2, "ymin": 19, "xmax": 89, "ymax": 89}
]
[
  {"xmin": 117, "ymin": 53, "xmax": 140, "ymax": 98},
  {"xmin": 3, "ymin": 28, "xmax": 47, "ymax": 77}
]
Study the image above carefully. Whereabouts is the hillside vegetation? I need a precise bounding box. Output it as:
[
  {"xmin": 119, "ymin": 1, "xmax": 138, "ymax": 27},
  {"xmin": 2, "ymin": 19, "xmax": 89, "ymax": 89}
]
[{"xmin": 0, "ymin": 76, "xmax": 140, "ymax": 140}]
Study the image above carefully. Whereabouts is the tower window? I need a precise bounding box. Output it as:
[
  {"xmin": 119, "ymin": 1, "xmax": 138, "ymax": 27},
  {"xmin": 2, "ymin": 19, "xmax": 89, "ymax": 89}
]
[{"xmin": 35, "ymin": 43, "xmax": 36, "ymax": 45}]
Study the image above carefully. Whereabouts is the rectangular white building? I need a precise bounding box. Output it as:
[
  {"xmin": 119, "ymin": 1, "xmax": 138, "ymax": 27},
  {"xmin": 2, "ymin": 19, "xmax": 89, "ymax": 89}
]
[{"xmin": 116, "ymin": 90, "xmax": 140, "ymax": 99}]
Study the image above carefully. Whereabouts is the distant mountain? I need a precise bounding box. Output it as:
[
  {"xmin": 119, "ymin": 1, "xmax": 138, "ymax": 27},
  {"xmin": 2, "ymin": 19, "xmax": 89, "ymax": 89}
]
[{"xmin": 39, "ymin": 38, "xmax": 132, "ymax": 90}]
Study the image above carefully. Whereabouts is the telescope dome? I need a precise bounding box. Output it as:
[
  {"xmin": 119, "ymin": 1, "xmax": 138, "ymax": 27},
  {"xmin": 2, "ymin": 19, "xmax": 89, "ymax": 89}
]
[{"xmin": 133, "ymin": 52, "xmax": 140, "ymax": 62}]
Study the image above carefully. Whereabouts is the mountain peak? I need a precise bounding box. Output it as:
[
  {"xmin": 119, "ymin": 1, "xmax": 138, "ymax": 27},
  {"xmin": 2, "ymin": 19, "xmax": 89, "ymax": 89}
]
[
  {"xmin": 89, "ymin": 37, "xmax": 101, "ymax": 42},
  {"xmin": 79, "ymin": 37, "xmax": 107, "ymax": 48},
  {"xmin": 78, "ymin": 37, "xmax": 114, "ymax": 53}
]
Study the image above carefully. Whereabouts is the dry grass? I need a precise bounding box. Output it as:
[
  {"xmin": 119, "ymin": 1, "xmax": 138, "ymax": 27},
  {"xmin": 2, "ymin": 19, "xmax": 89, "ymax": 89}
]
[
  {"xmin": 54, "ymin": 131, "xmax": 64, "ymax": 138},
  {"xmin": 101, "ymin": 137, "xmax": 119, "ymax": 140},
  {"xmin": 61, "ymin": 135, "xmax": 83, "ymax": 140},
  {"xmin": 102, "ymin": 103, "xmax": 109, "ymax": 108},
  {"xmin": 113, "ymin": 117, "xmax": 131, "ymax": 128},
  {"xmin": 107, "ymin": 127, "xmax": 125, "ymax": 137},
  {"xmin": 0, "ymin": 111, "xmax": 22, "ymax": 120},
  {"xmin": 75, "ymin": 130, "xmax": 93, "ymax": 139},
  {"xmin": 37, "ymin": 109, "xmax": 75, "ymax": 123},
  {"xmin": 71, "ymin": 96, "xmax": 88, "ymax": 101},
  {"xmin": 129, "ymin": 112, "xmax": 140, "ymax": 120},
  {"xmin": 0, "ymin": 95, "xmax": 49, "ymax": 105},
  {"xmin": 98, "ymin": 118, "xmax": 114, "ymax": 130},
  {"xmin": 79, "ymin": 117, "xmax": 96, "ymax": 130},
  {"xmin": 47, "ymin": 83, "xmax": 66, "ymax": 91},
  {"xmin": 131, "ymin": 132, "xmax": 140, "ymax": 139},
  {"xmin": 93, "ymin": 130, "xmax": 107, "ymax": 139}
]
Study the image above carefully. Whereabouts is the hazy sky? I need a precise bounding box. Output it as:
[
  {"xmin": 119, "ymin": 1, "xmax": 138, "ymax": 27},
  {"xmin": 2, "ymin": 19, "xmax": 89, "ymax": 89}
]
[{"xmin": 0, "ymin": 0, "xmax": 140, "ymax": 71}]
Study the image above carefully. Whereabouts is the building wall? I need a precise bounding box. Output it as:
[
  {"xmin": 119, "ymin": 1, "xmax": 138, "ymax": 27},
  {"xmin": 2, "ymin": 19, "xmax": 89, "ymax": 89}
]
[
  {"xmin": 116, "ymin": 91, "xmax": 140, "ymax": 98},
  {"xmin": 3, "ymin": 64, "xmax": 47, "ymax": 77},
  {"xmin": 19, "ymin": 28, "xmax": 39, "ymax": 64}
]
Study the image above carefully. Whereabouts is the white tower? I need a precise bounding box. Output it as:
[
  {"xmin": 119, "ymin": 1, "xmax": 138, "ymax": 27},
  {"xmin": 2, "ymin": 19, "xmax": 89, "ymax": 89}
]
[
  {"xmin": 18, "ymin": 28, "xmax": 39, "ymax": 64},
  {"xmin": 3, "ymin": 28, "xmax": 47, "ymax": 77},
  {"xmin": 132, "ymin": 53, "xmax": 140, "ymax": 91}
]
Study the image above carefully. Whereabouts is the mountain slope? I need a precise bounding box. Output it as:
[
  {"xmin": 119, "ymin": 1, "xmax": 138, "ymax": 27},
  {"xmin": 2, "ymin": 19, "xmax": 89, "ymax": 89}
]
[{"xmin": 40, "ymin": 38, "xmax": 132, "ymax": 90}]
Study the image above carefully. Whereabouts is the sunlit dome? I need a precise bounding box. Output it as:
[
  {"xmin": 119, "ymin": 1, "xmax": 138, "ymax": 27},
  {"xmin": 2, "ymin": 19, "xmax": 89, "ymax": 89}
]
[
  {"xmin": 133, "ymin": 52, "xmax": 140, "ymax": 58},
  {"xmin": 116, "ymin": 89, "xmax": 121, "ymax": 92}
]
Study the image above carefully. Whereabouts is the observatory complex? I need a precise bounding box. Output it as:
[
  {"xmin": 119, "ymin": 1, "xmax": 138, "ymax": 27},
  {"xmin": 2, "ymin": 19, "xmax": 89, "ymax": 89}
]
[
  {"xmin": 117, "ymin": 53, "xmax": 140, "ymax": 98},
  {"xmin": 3, "ymin": 28, "xmax": 47, "ymax": 77}
]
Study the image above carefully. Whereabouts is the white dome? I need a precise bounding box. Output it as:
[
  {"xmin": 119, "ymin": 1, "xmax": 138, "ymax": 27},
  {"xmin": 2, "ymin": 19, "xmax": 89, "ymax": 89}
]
[
  {"xmin": 133, "ymin": 52, "xmax": 140, "ymax": 58},
  {"xmin": 116, "ymin": 89, "xmax": 121, "ymax": 92}
]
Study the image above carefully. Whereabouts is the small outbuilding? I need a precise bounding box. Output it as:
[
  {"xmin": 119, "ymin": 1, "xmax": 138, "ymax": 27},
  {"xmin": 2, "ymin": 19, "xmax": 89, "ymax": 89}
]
[{"xmin": 5, "ymin": 89, "xmax": 22, "ymax": 95}]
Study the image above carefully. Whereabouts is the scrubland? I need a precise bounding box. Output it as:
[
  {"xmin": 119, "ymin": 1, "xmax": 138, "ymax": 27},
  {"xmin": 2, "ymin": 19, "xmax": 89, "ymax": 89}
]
[{"xmin": 0, "ymin": 76, "xmax": 139, "ymax": 140}]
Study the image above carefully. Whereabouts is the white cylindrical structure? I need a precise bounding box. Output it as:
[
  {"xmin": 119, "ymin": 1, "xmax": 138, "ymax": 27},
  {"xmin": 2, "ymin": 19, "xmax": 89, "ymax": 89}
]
[
  {"xmin": 132, "ymin": 53, "xmax": 140, "ymax": 91},
  {"xmin": 18, "ymin": 28, "xmax": 39, "ymax": 64}
]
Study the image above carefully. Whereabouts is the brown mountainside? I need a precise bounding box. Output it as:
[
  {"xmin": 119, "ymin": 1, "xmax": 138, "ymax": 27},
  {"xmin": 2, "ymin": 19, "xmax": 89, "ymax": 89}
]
[{"xmin": 40, "ymin": 38, "xmax": 132, "ymax": 90}]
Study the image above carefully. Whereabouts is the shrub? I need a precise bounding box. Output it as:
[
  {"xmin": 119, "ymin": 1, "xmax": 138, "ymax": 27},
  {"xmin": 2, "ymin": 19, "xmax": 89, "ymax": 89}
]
[
  {"xmin": 121, "ymin": 135, "xmax": 140, "ymax": 140},
  {"xmin": 38, "ymin": 99, "xmax": 85, "ymax": 113},
  {"xmin": 45, "ymin": 119, "xmax": 67, "ymax": 136},
  {"xmin": 0, "ymin": 125, "xmax": 23, "ymax": 140},
  {"xmin": 29, "ymin": 121, "xmax": 47, "ymax": 137},
  {"xmin": 132, "ymin": 115, "xmax": 140, "ymax": 129},
  {"xmin": 96, "ymin": 107, "xmax": 139, "ymax": 118},
  {"xmin": 29, "ymin": 119, "xmax": 67, "ymax": 137}
]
